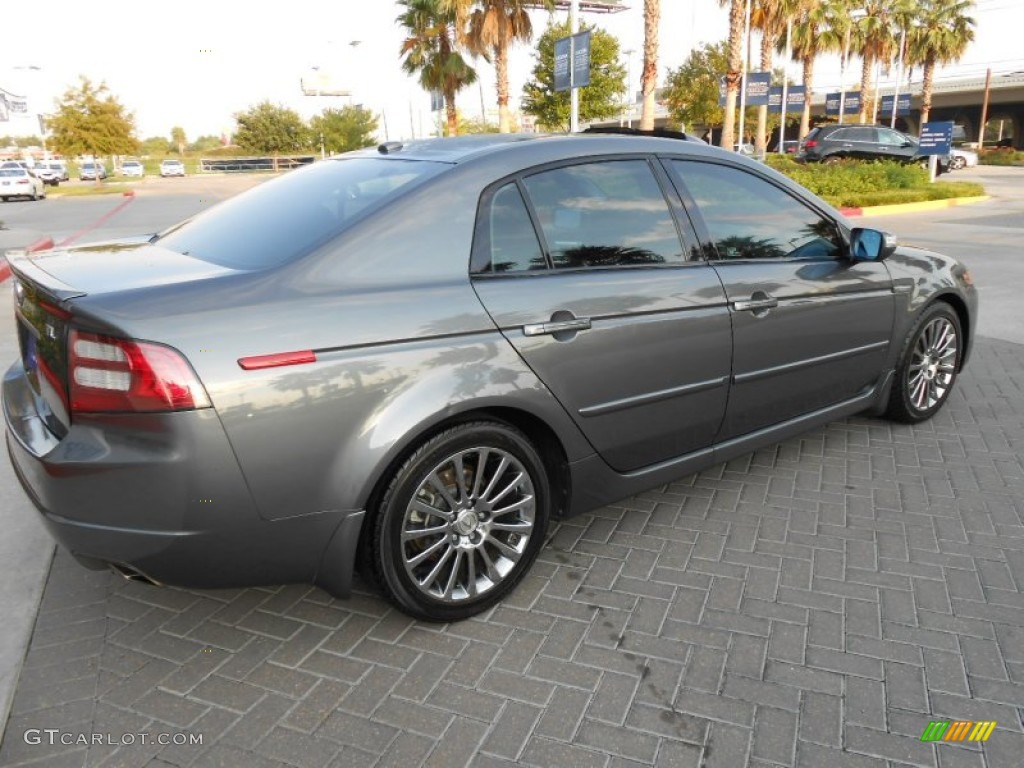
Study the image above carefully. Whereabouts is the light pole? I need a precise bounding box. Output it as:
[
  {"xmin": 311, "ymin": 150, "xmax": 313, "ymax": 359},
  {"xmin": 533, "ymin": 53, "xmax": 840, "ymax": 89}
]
[
  {"xmin": 737, "ymin": 0, "xmax": 753, "ymax": 148},
  {"xmin": 622, "ymin": 48, "xmax": 635, "ymax": 128},
  {"xmin": 778, "ymin": 18, "xmax": 792, "ymax": 154},
  {"xmin": 311, "ymin": 66, "xmax": 325, "ymax": 159},
  {"xmin": 890, "ymin": 25, "xmax": 907, "ymax": 129}
]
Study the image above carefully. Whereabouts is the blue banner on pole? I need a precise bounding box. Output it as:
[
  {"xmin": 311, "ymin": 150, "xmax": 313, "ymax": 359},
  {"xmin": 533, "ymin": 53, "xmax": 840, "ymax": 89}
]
[
  {"xmin": 919, "ymin": 121, "xmax": 954, "ymax": 156},
  {"xmin": 572, "ymin": 30, "xmax": 591, "ymax": 89},
  {"xmin": 768, "ymin": 86, "xmax": 806, "ymax": 113},
  {"xmin": 879, "ymin": 93, "xmax": 911, "ymax": 116},
  {"xmin": 825, "ymin": 91, "xmax": 861, "ymax": 116},
  {"xmin": 745, "ymin": 72, "xmax": 772, "ymax": 106},
  {"xmin": 554, "ymin": 36, "xmax": 571, "ymax": 92}
]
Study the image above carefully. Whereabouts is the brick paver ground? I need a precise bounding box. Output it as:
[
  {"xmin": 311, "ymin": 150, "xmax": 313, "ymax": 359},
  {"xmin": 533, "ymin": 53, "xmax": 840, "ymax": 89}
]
[{"xmin": 1, "ymin": 337, "xmax": 1022, "ymax": 768}]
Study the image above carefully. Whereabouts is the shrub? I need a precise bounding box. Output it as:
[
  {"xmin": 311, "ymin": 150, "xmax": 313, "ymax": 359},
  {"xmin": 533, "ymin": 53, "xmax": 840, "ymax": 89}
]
[{"xmin": 979, "ymin": 150, "xmax": 1024, "ymax": 166}]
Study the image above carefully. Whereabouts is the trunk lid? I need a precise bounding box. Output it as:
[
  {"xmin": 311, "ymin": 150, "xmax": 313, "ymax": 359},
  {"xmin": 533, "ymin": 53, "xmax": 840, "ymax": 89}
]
[{"xmin": 8, "ymin": 242, "xmax": 235, "ymax": 436}]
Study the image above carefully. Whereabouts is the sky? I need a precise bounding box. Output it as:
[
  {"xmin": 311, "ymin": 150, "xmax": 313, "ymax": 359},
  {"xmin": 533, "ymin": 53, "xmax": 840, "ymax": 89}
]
[{"xmin": 1, "ymin": 0, "xmax": 1020, "ymax": 144}]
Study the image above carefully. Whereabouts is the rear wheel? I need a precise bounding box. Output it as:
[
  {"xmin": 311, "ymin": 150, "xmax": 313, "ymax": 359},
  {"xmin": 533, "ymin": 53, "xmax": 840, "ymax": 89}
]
[
  {"xmin": 885, "ymin": 303, "xmax": 962, "ymax": 423},
  {"xmin": 950, "ymin": 155, "xmax": 966, "ymax": 170},
  {"xmin": 371, "ymin": 421, "xmax": 550, "ymax": 622},
  {"xmin": 822, "ymin": 155, "xmax": 843, "ymax": 165}
]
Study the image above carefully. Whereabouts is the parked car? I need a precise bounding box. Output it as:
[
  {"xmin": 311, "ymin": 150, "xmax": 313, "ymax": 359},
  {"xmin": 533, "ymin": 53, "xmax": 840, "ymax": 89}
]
[
  {"xmin": 160, "ymin": 159, "xmax": 185, "ymax": 177},
  {"xmin": 950, "ymin": 147, "xmax": 979, "ymax": 170},
  {"xmin": 3, "ymin": 133, "xmax": 977, "ymax": 621},
  {"xmin": 0, "ymin": 166, "xmax": 46, "ymax": 201},
  {"xmin": 798, "ymin": 125, "xmax": 951, "ymax": 173},
  {"xmin": 79, "ymin": 162, "xmax": 108, "ymax": 180},
  {"xmin": 120, "ymin": 160, "xmax": 145, "ymax": 177},
  {"xmin": 32, "ymin": 161, "xmax": 67, "ymax": 186}
]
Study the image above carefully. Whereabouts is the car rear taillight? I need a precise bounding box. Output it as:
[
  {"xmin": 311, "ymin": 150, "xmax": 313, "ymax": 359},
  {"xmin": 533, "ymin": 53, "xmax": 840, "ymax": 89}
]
[
  {"xmin": 803, "ymin": 139, "xmax": 817, "ymax": 149},
  {"xmin": 69, "ymin": 330, "xmax": 211, "ymax": 413}
]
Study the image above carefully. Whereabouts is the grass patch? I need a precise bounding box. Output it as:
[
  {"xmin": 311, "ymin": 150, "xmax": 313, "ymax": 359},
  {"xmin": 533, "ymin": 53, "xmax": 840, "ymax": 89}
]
[
  {"xmin": 763, "ymin": 155, "xmax": 985, "ymax": 208},
  {"xmin": 49, "ymin": 182, "xmax": 138, "ymax": 197},
  {"xmin": 979, "ymin": 150, "xmax": 1024, "ymax": 166}
]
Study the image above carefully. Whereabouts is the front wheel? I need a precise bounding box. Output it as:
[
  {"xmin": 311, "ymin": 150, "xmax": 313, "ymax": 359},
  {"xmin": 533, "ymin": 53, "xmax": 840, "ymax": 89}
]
[
  {"xmin": 886, "ymin": 303, "xmax": 962, "ymax": 423},
  {"xmin": 371, "ymin": 421, "xmax": 550, "ymax": 622},
  {"xmin": 950, "ymin": 156, "xmax": 966, "ymax": 170}
]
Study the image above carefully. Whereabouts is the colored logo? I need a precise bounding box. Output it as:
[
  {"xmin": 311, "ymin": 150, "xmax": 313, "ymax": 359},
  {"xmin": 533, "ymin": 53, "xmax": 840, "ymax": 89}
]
[{"xmin": 921, "ymin": 721, "xmax": 997, "ymax": 742}]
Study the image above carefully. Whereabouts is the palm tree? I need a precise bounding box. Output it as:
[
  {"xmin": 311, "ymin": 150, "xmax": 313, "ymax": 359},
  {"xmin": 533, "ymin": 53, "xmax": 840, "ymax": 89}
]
[
  {"xmin": 639, "ymin": 0, "xmax": 660, "ymax": 130},
  {"xmin": 444, "ymin": 1, "xmax": 552, "ymax": 133},
  {"xmin": 852, "ymin": 0, "xmax": 899, "ymax": 124},
  {"xmin": 907, "ymin": 0, "xmax": 975, "ymax": 125},
  {"xmin": 398, "ymin": 0, "xmax": 478, "ymax": 136},
  {"xmin": 752, "ymin": 0, "xmax": 801, "ymax": 152},
  {"xmin": 719, "ymin": 0, "xmax": 746, "ymax": 149},
  {"xmin": 786, "ymin": 0, "xmax": 833, "ymax": 138}
]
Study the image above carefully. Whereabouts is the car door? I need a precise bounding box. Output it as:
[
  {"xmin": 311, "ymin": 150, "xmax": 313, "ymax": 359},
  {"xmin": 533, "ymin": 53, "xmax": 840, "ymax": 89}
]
[
  {"xmin": 876, "ymin": 127, "xmax": 918, "ymax": 162},
  {"xmin": 471, "ymin": 157, "xmax": 732, "ymax": 473},
  {"xmin": 665, "ymin": 158, "xmax": 894, "ymax": 441}
]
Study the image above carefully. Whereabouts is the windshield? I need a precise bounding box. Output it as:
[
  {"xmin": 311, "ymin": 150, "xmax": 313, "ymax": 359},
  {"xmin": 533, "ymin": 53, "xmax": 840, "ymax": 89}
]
[
  {"xmin": 0, "ymin": 169, "xmax": 25, "ymax": 177},
  {"xmin": 157, "ymin": 157, "xmax": 446, "ymax": 270}
]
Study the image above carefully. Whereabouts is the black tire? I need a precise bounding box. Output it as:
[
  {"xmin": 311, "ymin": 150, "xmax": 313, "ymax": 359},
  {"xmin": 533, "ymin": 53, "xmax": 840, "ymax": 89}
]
[
  {"xmin": 885, "ymin": 302, "xmax": 962, "ymax": 423},
  {"xmin": 371, "ymin": 421, "xmax": 550, "ymax": 622},
  {"xmin": 950, "ymin": 156, "xmax": 965, "ymax": 170}
]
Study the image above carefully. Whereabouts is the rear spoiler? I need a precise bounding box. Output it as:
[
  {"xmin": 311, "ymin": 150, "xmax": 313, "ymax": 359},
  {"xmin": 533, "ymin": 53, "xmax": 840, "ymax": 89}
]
[{"xmin": 6, "ymin": 251, "xmax": 86, "ymax": 303}]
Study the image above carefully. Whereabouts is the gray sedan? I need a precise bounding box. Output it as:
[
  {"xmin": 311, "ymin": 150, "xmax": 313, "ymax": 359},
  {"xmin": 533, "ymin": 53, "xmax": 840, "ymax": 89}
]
[{"xmin": 3, "ymin": 133, "xmax": 977, "ymax": 621}]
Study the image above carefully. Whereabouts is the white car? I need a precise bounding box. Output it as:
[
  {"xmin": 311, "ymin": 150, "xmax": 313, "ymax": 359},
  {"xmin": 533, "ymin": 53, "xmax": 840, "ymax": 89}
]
[
  {"xmin": 160, "ymin": 159, "xmax": 186, "ymax": 177},
  {"xmin": 33, "ymin": 161, "xmax": 68, "ymax": 185},
  {"xmin": 950, "ymin": 148, "xmax": 978, "ymax": 170},
  {"xmin": 0, "ymin": 166, "xmax": 46, "ymax": 201},
  {"xmin": 121, "ymin": 160, "xmax": 145, "ymax": 177}
]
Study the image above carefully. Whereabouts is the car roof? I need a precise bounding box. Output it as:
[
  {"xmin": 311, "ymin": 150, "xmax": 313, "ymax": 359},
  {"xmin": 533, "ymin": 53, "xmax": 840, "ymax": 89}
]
[{"xmin": 340, "ymin": 132, "xmax": 722, "ymax": 166}]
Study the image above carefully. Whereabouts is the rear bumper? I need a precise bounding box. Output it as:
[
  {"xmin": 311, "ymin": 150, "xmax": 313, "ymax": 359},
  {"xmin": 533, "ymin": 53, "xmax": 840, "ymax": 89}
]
[{"xmin": 3, "ymin": 358, "xmax": 362, "ymax": 595}]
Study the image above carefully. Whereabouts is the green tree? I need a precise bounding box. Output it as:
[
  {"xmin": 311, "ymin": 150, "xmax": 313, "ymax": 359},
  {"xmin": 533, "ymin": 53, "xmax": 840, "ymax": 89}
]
[
  {"xmin": 398, "ymin": 0, "xmax": 478, "ymax": 136},
  {"xmin": 907, "ymin": 0, "xmax": 975, "ymax": 124},
  {"xmin": 233, "ymin": 101, "xmax": 310, "ymax": 153},
  {"xmin": 171, "ymin": 126, "xmax": 187, "ymax": 155},
  {"xmin": 851, "ymin": 0, "xmax": 899, "ymax": 123},
  {"xmin": 521, "ymin": 20, "xmax": 626, "ymax": 132},
  {"xmin": 752, "ymin": 0, "xmax": 808, "ymax": 151},
  {"xmin": 47, "ymin": 76, "xmax": 139, "ymax": 161},
  {"xmin": 664, "ymin": 41, "xmax": 729, "ymax": 133},
  {"xmin": 188, "ymin": 135, "xmax": 224, "ymax": 153},
  {"xmin": 639, "ymin": 0, "xmax": 660, "ymax": 130},
  {"xmin": 140, "ymin": 135, "xmax": 172, "ymax": 155},
  {"xmin": 310, "ymin": 105, "xmax": 379, "ymax": 153}
]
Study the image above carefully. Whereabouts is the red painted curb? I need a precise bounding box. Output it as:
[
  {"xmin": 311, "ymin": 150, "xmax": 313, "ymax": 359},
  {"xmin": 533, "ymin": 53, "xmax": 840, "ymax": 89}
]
[
  {"xmin": 0, "ymin": 259, "xmax": 9, "ymax": 284},
  {"xmin": 840, "ymin": 207, "xmax": 864, "ymax": 217}
]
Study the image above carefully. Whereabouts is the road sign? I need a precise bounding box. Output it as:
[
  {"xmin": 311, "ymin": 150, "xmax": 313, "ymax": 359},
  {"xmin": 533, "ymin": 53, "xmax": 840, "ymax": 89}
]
[{"xmin": 919, "ymin": 121, "xmax": 954, "ymax": 156}]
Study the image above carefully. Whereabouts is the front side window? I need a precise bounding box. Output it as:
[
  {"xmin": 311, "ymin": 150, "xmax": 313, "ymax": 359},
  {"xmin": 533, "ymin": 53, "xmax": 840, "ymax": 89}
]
[
  {"xmin": 522, "ymin": 160, "xmax": 684, "ymax": 269},
  {"xmin": 877, "ymin": 129, "xmax": 911, "ymax": 147},
  {"xmin": 672, "ymin": 161, "xmax": 843, "ymax": 261}
]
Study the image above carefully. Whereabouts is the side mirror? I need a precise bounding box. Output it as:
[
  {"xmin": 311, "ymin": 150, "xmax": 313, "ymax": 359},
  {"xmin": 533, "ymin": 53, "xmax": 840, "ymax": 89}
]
[{"xmin": 850, "ymin": 228, "xmax": 897, "ymax": 261}]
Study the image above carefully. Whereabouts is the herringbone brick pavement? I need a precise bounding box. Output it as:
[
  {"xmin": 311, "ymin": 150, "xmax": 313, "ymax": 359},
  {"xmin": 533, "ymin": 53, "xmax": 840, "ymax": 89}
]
[{"xmin": 1, "ymin": 337, "xmax": 1022, "ymax": 768}]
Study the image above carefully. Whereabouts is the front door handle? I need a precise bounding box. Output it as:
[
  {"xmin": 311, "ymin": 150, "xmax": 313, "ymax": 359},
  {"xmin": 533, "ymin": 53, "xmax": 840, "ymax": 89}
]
[
  {"xmin": 522, "ymin": 317, "xmax": 592, "ymax": 337},
  {"xmin": 733, "ymin": 296, "xmax": 778, "ymax": 312}
]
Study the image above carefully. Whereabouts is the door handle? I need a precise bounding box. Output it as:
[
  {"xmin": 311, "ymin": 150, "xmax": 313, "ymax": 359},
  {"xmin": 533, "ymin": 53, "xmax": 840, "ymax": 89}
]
[
  {"xmin": 522, "ymin": 317, "xmax": 592, "ymax": 337},
  {"xmin": 733, "ymin": 297, "xmax": 778, "ymax": 312}
]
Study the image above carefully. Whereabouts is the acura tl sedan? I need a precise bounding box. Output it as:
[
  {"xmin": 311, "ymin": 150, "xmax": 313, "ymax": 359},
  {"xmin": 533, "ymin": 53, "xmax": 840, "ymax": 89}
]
[{"xmin": 3, "ymin": 133, "xmax": 977, "ymax": 621}]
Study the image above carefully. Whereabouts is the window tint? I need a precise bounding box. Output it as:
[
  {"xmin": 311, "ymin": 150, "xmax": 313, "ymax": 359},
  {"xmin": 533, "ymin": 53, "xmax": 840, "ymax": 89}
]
[
  {"xmin": 672, "ymin": 161, "xmax": 843, "ymax": 261},
  {"xmin": 522, "ymin": 160, "xmax": 683, "ymax": 269},
  {"xmin": 157, "ymin": 158, "xmax": 444, "ymax": 269},
  {"xmin": 479, "ymin": 183, "xmax": 546, "ymax": 273}
]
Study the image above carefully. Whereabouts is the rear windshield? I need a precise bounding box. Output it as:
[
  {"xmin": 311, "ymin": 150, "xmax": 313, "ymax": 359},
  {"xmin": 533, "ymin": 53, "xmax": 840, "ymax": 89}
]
[
  {"xmin": 0, "ymin": 169, "xmax": 25, "ymax": 177},
  {"xmin": 156, "ymin": 157, "xmax": 445, "ymax": 269}
]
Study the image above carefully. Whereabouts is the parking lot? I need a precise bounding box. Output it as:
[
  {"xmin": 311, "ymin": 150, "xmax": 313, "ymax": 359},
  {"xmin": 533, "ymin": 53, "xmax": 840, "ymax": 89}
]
[{"xmin": 0, "ymin": 166, "xmax": 1022, "ymax": 768}]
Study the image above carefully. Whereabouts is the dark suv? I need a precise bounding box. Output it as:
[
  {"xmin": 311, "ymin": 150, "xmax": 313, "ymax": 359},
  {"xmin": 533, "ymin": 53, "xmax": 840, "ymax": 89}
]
[{"xmin": 799, "ymin": 125, "xmax": 949, "ymax": 172}]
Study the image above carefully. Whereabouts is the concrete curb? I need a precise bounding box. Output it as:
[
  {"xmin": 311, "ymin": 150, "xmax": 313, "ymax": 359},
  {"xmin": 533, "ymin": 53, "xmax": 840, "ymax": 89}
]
[{"xmin": 841, "ymin": 194, "xmax": 990, "ymax": 217}]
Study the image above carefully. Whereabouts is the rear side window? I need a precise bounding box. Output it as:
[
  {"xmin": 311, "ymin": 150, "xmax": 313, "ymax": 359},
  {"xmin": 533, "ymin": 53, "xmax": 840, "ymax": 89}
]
[
  {"xmin": 477, "ymin": 183, "xmax": 547, "ymax": 273},
  {"xmin": 521, "ymin": 160, "xmax": 684, "ymax": 269},
  {"xmin": 157, "ymin": 158, "xmax": 445, "ymax": 270}
]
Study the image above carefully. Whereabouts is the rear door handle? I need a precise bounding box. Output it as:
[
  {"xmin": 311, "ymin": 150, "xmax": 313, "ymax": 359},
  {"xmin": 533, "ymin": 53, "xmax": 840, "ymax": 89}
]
[
  {"xmin": 733, "ymin": 297, "xmax": 778, "ymax": 312},
  {"xmin": 523, "ymin": 318, "xmax": 592, "ymax": 336}
]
